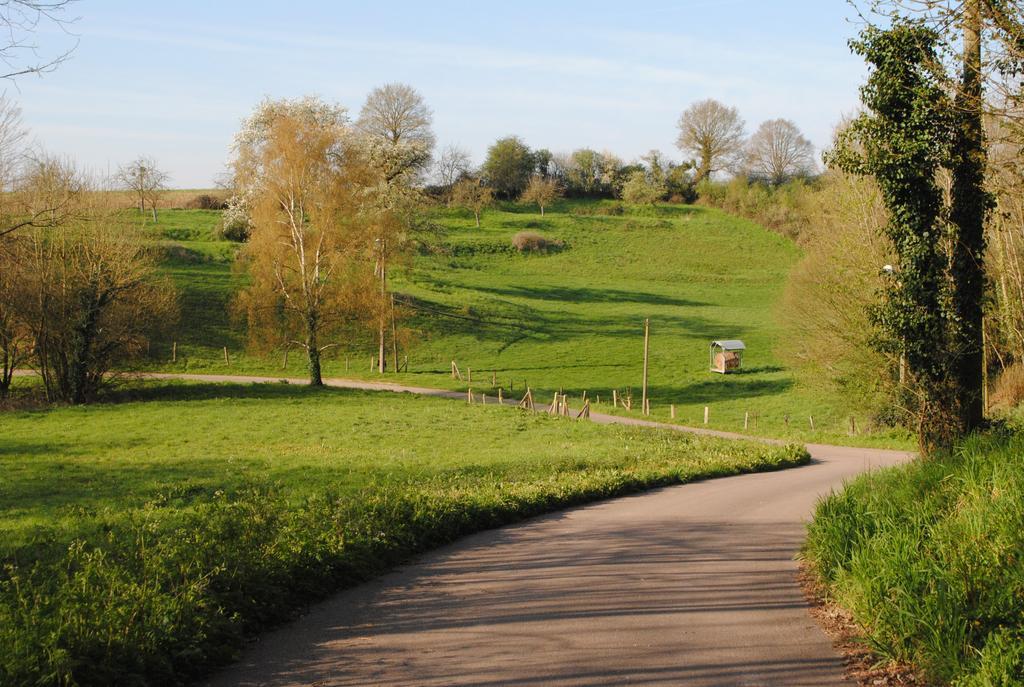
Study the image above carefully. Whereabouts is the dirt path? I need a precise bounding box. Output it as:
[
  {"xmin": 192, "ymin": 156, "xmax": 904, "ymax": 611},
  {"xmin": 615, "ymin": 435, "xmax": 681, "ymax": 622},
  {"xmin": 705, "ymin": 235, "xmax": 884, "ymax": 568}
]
[{"xmin": 137, "ymin": 372, "xmax": 912, "ymax": 686}]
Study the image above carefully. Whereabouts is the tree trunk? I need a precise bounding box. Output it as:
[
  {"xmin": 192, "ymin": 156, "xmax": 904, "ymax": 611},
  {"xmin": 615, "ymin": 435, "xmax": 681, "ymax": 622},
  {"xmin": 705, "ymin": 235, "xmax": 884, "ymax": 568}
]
[
  {"xmin": 306, "ymin": 313, "xmax": 322, "ymax": 386},
  {"xmin": 474, "ymin": 210, "xmax": 480, "ymax": 228},
  {"xmin": 540, "ymin": 205, "xmax": 545, "ymax": 217},
  {"xmin": 950, "ymin": 0, "xmax": 987, "ymax": 432},
  {"xmin": 151, "ymin": 205, "xmax": 157, "ymax": 223}
]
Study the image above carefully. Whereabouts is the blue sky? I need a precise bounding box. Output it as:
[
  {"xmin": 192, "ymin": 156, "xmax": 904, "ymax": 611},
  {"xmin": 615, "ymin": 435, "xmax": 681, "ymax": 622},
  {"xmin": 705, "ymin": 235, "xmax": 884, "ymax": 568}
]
[{"xmin": 13, "ymin": 1, "xmax": 870, "ymax": 187}]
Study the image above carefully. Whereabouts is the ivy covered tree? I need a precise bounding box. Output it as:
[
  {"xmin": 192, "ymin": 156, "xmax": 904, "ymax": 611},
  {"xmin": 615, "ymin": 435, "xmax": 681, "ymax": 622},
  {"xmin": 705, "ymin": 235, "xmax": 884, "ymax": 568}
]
[{"xmin": 829, "ymin": 21, "xmax": 960, "ymax": 453}]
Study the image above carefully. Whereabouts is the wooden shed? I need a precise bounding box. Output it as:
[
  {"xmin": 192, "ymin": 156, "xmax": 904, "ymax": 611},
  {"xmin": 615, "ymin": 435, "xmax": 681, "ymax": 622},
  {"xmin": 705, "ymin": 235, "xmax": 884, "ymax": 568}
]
[{"xmin": 710, "ymin": 340, "xmax": 745, "ymax": 374}]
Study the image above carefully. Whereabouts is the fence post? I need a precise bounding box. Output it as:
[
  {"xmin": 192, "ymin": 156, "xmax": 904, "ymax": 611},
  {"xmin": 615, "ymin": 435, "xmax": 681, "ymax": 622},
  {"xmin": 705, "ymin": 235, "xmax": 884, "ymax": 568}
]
[
  {"xmin": 172, "ymin": 341, "xmax": 177, "ymax": 363},
  {"xmin": 612, "ymin": 389, "xmax": 618, "ymax": 407},
  {"xmin": 670, "ymin": 404, "xmax": 676, "ymax": 419},
  {"xmin": 223, "ymin": 347, "xmax": 229, "ymax": 365},
  {"xmin": 744, "ymin": 411, "xmax": 749, "ymax": 430},
  {"xmin": 498, "ymin": 387, "xmax": 503, "ymax": 404},
  {"xmin": 809, "ymin": 416, "xmax": 815, "ymax": 430},
  {"xmin": 704, "ymin": 406, "xmax": 709, "ymax": 425},
  {"xmin": 467, "ymin": 388, "xmax": 473, "ymax": 404}
]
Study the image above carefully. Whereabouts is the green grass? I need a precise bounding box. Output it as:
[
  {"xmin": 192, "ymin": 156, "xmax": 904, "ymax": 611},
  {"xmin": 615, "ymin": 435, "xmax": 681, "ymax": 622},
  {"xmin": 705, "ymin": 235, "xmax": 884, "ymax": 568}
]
[
  {"xmin": 0, "ymin": 380, "xmax": 808, "ymax": 685},
  {"xmin": 804, "ymin": 433, "xmax": 1024, "ymax": 685},
  {"xmin": 132, "ymin": 203, "xmax": 912, "ymax": 448}
]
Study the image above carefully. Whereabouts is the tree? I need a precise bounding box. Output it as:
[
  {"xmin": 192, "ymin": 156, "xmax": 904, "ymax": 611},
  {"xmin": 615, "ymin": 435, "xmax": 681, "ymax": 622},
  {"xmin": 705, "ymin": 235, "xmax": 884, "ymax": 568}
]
[
  {"xmin": 117, "ymin": 157, "xmax": 169, "ymax": 222},
  {"xmin": 620, "ymin": 169, "xmax": 665, "ymax": 205},
  {"xmin": 675, "ymin": 99, "xmax": 746, "ymax": 184},
  {"xmin": 8, "ymin": 158, "xmax": 176, "ymax": 403},
  {"xmin": 481, "ymin": 136, "xmax": 533, "ymax": 198},
  {"xmin": 232, "ymin": 97, "xmax": 369, "ymax": 386},
  {"xmin": 745, "ymin": 119, "xmax": 816, "ymax": 185},
  {"xmin": 357, "ymin": 82, "xmax": 435, "ymax": 154},
  {"xmin": 434, "ymin": 144, "xmax": 471, "ymax": 203},
  {"xmin": 451, "ymin": 178, "xmax": 493, "ymax": 227},
  {"xmin": 519, "ymin": 175, "xmax": 561, "ymax": 216},
  {"xmin": 829, "ymin": 21, "xmax": 960, "ymax": 453},
  {"xmin": 0, "ymin": 1, "xmax": 78, "ymax": 81}
]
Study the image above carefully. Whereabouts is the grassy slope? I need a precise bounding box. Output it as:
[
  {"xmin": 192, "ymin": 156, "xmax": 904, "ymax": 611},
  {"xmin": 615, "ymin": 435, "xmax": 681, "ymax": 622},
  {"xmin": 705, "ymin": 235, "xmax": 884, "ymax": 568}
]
[
  {"xmin": 805, "ymin": 434, "xmax": 1024, "ymax": 685},
  {"xmin": 0, "ymin": 381, "xmax": 806, "ymax": 685},
  {"xmin": 136, "ymin": 203, "xmax": 911, "ymax": 448}
]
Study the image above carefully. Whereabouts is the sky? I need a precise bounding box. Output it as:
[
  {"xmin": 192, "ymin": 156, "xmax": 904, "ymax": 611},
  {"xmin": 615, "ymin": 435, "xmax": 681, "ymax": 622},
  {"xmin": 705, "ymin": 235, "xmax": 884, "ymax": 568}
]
[{"xmin": 10, "ymin": 1, "xmax": 873, "ymax": 188}]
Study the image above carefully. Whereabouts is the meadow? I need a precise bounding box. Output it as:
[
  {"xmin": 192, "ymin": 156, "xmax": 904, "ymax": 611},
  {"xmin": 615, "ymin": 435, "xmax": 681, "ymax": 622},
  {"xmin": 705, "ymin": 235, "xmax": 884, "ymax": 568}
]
[
  {"xmin": 0, "ymin": 380, "xmax": 806, "ymax": 685},
  {"xmin": 136, "ymin": 200, "xmax": 913, "ymax": 448}
]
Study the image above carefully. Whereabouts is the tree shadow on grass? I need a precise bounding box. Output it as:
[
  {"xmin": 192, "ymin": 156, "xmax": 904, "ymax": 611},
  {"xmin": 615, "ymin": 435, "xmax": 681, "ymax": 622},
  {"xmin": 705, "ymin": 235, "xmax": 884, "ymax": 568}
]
[
  {"xmin": 99, "ymin": 381, "xmax": 360, "ymax": 406},
  {"xmin": 469, "ymin": 284, "xmax": 707, "ymax": 309}
]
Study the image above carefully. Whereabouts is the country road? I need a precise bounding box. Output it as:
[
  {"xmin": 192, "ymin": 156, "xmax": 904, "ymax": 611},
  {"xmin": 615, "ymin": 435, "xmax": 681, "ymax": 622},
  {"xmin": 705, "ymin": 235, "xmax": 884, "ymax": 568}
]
[{"xmin": 129, "ymin": 372, "xmax": 913, "ymax": 685}]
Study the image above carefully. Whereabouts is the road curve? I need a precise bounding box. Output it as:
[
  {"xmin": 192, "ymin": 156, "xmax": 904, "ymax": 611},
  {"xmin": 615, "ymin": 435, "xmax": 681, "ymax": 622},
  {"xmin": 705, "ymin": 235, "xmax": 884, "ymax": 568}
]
[{"xmin": 131, "ymin": 373, "xmax": 913, "ymax": 686}]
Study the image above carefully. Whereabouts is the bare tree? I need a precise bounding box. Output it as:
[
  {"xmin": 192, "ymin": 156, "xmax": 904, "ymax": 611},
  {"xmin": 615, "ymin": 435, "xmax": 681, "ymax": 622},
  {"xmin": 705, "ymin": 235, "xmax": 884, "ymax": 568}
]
[
  {"xmin": 357, "ymin": 82, "xmax": 435, "ymax": 153},
  {"xmin": 519, "ymin": 174, "xmax": 562, "ymax": 216},
  {"xmin": 0, "ymin": 1, "xmax": 78, "ymax": 81},
  {"xmin": 434, "ymin": 144, "xmax": 471, "ymax": 203},
  {"xmin": 7, "ymin": 158, "xmax": 176, "ymax": 403},
  {"xmin": 451, "ymin": 178, "xmax": 493, "ymax": 228},
  {"xmin": 675, "ymin": 99, "xmax": 746, "ymax": 184},
  {"xmin": 745, "ymin": 119, "xmax": 817, "ymax": 184},
  {"xmin": 116, "ymin": 157, "xmax": 169, "ymax": 222}
]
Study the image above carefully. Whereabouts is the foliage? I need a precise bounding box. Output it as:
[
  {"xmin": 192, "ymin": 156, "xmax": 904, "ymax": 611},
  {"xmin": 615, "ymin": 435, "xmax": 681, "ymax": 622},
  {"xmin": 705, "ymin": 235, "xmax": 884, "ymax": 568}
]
[
  {"xmin": 696, "ymin": 176, "xmax": 818, "ymax": 242},
  {"xmin": 481, "ymin": 136, "xmax": 534, "ymax": 198},
  {"xmin": 805, "ymin": 431, "xmax": 1024, "ymax": 685},
  {"xmin": 829, "ymin": 21, "xmax": 962, "ymax": 453},
  {"xmin": 0, "ymin": 383, "xmax": 809, "ymax": 685},
  {"xmin": 620, "ymin": 169, "xmax": 665, "ymax": 205}
]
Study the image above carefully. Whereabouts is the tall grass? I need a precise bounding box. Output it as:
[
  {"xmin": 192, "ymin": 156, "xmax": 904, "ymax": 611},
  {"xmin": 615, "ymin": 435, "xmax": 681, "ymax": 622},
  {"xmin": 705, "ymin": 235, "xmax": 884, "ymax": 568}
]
[{"xmin": 804, "ymin": 433, "xmax": 1024, "ymax": 685}]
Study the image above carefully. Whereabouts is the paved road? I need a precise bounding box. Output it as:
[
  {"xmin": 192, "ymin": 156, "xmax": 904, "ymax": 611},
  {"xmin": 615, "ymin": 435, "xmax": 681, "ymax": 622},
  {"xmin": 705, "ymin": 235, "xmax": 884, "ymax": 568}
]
[{"xmin": 133, "ymin": 373, "xmax": 913, "ymax": 686}]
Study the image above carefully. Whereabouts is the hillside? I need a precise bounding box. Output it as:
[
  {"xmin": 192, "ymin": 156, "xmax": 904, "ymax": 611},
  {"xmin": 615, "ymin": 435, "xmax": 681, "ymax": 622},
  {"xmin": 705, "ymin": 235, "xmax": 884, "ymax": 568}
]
[{"xmin": 138, "ymin": 200, "xmax": 910, "ymax": 446}]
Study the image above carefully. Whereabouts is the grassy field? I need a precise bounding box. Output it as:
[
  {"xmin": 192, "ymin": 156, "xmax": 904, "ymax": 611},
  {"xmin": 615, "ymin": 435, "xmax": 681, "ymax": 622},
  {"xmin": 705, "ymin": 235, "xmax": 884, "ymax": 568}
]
[
  {"xmin": 0, "ymin": 380, "xmax": 806, "ymax": 685},
  {"xmin": 133, "ymin": 202, "xmax": 912, "ymax": 448},
  {"xmin": 804, "ymin": 433, "xmax": 1024, "ymax": 685}
]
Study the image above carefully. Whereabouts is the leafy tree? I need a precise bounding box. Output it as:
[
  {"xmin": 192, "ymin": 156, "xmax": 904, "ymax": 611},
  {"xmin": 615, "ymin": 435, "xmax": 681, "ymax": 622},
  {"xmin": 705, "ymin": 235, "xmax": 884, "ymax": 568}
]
[
  {"xmin": 481, "ymin": 136, "xmax": 533, "ymax": 198},
  {"xmin": 829, "ymin": 21, "xmax": 960, "ymax": 453},
  {"xmin": 620, "ymin": 169, "xmax": 665, "ymax": 205},
  {"xmin": 519, "ymin": 175, "xmax": 562, "ymax": 215},
  {"xmin": 675, "ymin": 99, "xmax": 746, "ymax": 184}
]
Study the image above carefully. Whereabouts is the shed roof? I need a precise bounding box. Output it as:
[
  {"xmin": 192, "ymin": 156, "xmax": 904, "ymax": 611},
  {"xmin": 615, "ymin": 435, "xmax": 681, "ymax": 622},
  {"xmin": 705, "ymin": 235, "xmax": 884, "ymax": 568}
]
[{"xmin": 711, "ymin": 340, "xmax": 746, "ymax": 350}]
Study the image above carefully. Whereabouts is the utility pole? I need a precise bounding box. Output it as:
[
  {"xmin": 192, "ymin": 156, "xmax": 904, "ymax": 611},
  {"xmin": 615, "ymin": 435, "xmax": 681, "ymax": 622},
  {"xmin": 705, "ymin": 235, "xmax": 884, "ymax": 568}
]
[
  {"xmin": 377, "ymin": 237, "xmax": 386, "ymax": 374},
  {"xmin": 641, "ymin": 318, "xmax": 650, "ymax": 416}
]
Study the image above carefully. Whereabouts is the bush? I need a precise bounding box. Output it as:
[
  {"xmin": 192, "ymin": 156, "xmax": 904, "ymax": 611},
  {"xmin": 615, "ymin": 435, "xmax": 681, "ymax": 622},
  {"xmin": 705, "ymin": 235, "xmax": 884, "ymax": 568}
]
[
  {"xmin": 184, "ymin": 194, "xmax": 227, "ymax": 210},
  {"xmin": 511, "ymin": 231, "xmax": 563, "ymax": 253},
  {"xmin": 805, "ymin": 433, "xmax": 1024, "ymax": 685},
  {"xmin": 218, "ymin": 216, "xmax": 251, "ymax": 242}
]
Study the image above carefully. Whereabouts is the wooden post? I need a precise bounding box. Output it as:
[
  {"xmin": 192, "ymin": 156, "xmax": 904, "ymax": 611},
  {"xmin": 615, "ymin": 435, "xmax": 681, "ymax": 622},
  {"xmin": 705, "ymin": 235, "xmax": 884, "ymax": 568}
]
[
  {"xmin": 482, "ymin": 393, "xmax": 487, "ymax": 404},
  {"xmin": 809, "ymin": 416, "xmax": 815, "ymax": 430},
  {"xmin": 467, "ymin": 388, "xmax": 473, "ymax": 404},
  {"xmin": 744, "ymin": 412, "xmax": 749, "ymax": 430},
  {"xmin": 172, "ymin": 341, "xmax": 177, "ymax": 363},
  {"xmin": 641, "ymin": 318, "xmax": 650, "ymax": 416},
  {"xmin": 223, "ymin": 346, "xmax": 229, "ymax": 364},
  {"xmin": 849, "ymin": 416, "xmax": 857, "ymax": 435},
  {"xmin": 670, "ymin": 404, "xmax": 676, "ymax": 419},
  {"xmin": 596, "ymin": 394, "xmax": 600, "ymax": 405},
  {"xmin": 613, "ymin": 389, "xmax": 618, "ymax": 407},
  {"xmin": 498, "ymin": 387, "xmax": 503, "ymax": 404},
  {"xmin": 643, "ymin": 398, "xmax": 650, "ymax": 415},
  {"xmin": 703, "ymin": 406, "xmax": 709, "ymax": 424}
]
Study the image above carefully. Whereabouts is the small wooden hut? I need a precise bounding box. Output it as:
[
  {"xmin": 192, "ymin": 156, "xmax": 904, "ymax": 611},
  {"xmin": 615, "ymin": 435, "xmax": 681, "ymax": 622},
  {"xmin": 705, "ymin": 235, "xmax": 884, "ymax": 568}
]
[{"xmin": 709, "ymin": 340, "xmax": 745, "ymax": 374}]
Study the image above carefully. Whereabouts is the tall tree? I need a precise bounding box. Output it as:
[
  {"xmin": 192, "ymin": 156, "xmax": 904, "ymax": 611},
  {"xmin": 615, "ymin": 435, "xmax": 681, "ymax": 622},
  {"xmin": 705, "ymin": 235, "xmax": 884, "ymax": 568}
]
[
  {"xmin": 745, "ymin": 119, "xmax": 817, "ymax": 184},
  {"xmin": 675, "ymin": 99, "xmax": 746, "ymax": 184},
  {"xmin": 481, "ymin": 136, "xmax": 533, "ymax": 198},
  {"xmin": 357, "ymin": 82, "xmax": 435, "ymax": 154},
  {"xmin": 434, "ymin": 144, "xmax": 471, "ymax": 204},
  {"xmin": 519, "ymin": 174, "xmax": 562, "ymax": 215},
  {"xmin": 830, "ymin": 21, "xmax": 960, "ymax": 453},
  {"xmin": 232, "ymin": 97, "xmax": 370, "ymax": 386}
]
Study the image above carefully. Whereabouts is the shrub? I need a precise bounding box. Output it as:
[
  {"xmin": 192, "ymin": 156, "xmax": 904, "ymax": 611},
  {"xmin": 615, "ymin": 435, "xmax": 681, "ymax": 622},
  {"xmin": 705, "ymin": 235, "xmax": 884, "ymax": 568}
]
[
  {"xmin": 511, "ymin": 231, "xmax": 563, "ymax": 253},
  {"xmin": 184, "ymin": 194, "xmax": 227, "ymax": 210},
  {"xmin": 218, "ymin": 216, "xmax": 251, "ymax": 242}
]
